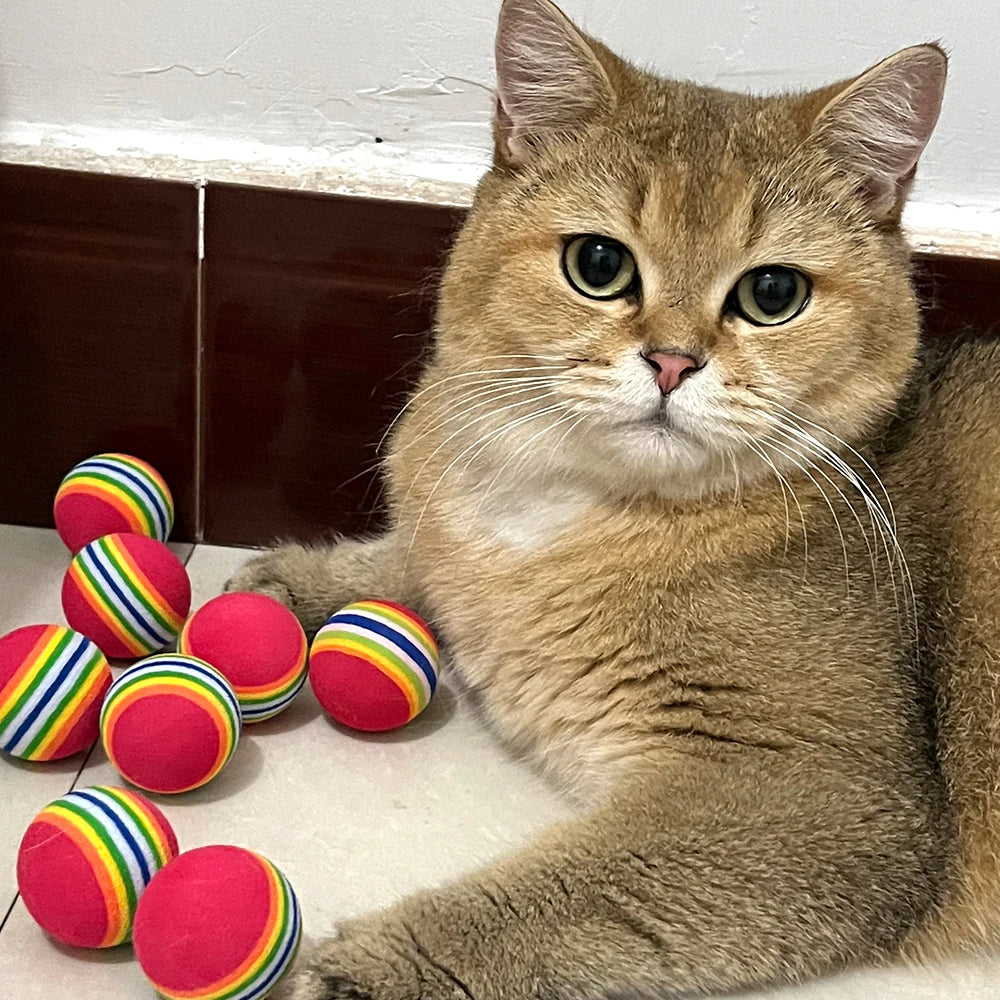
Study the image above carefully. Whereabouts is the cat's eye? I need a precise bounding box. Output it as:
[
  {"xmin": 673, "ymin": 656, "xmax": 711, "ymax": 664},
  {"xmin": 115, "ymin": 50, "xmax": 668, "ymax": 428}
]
[
  {"xmin": 731, "ymin": 266, "xmax": 810, "ymax": 326},
  {"xmin": 562, "ymin": 235, "xmax": 638, "ymax": 300}
]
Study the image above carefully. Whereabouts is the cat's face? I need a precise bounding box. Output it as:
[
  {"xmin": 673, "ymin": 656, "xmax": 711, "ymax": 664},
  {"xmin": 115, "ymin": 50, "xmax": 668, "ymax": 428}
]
[{"xmin": 433, "ymin": 0, "xmax": 946, "ymax": 500}]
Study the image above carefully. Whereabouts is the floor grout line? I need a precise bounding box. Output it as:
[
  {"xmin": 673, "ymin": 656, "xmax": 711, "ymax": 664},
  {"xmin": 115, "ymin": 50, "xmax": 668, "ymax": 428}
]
[
  {"xmin": 66, "ymin": 741, "xmax": 99, "ymax": 795},
  {"xmin": 0, "ymin": 893, "xmax": 17, "ymax": 936}
]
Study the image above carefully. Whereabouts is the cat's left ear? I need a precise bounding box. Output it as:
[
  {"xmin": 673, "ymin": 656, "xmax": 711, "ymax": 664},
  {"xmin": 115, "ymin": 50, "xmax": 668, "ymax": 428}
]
[{"xmin": 809, "ymin": 44, "xmax": 947, "ymax": 220}]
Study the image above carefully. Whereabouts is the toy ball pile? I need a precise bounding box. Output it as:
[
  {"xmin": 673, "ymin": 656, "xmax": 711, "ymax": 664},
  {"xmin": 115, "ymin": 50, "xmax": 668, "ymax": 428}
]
[
  {"xmin": 55, "ymin": 452, "xmax": 189, "ymax": 658},
  {"xmin": 2, "ymin": 451, "xmax": 443, "ymax": 996},
  {"xmin": 17, "ymin": 788, "xmax": 301, "ymax": 999}
]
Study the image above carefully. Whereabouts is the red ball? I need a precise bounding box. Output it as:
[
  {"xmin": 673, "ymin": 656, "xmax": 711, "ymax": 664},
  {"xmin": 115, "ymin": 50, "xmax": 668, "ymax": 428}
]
[
  {"xmin": 178, "ymin": 592, "xmax": 308, "ymax": 723},
  {"xmin": 61, "ymin": 533, "xmax": 191, "ymax": 659},
  {"xmin": 53, "ymin": 453, "xmax": 174, "ymax": 554},
  {"xmin": 0, "ymin": 624, "xmax": 111, "ymax": 760},
  {"xmin": 133, "ymin": 845, "xmax": 302, "ymax": 1000},
  {"xmin": 17, "ymin": 786, "xmax": 178, "ymax": 948},
  {"xmin": 309, "ymin": 600, "xmax": 439, "ymax": 732},
  {"xmin": 100, "ymin": 655, "xmax": 242, "ymax": 795}
]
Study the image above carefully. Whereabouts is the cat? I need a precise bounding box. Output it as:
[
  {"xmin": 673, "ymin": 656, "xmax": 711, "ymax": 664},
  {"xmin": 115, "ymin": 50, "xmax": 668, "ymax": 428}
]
[{"xmin": 226, "ymin": 0, "xmax": 1000, "ymax": 996}]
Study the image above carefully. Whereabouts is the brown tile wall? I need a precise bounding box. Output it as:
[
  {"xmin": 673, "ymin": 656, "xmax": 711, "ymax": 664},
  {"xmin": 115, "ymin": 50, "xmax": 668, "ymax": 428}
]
[
  {"xmin": 202, "ymin": 185, "xmax": 463, "ymax": 546},
  {"xmin": 0, "ymin": 163, "xmax": 996, "ymax": 547},
  {"xmin": 0, "ymin": 164, "xmax": 200, "ymax": 539}
]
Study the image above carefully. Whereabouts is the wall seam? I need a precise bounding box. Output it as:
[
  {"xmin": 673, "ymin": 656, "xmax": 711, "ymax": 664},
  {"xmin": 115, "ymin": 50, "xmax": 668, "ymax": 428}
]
[{"xmin": 193, "ymin": 177, "xmax": 207, "ymax": 544}]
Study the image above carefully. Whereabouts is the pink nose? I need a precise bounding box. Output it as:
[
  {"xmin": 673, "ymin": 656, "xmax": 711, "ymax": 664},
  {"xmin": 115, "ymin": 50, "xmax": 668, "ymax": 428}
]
[{"xmin": 642, "ymin": 351, "xmax": 701, "ymax": 396}]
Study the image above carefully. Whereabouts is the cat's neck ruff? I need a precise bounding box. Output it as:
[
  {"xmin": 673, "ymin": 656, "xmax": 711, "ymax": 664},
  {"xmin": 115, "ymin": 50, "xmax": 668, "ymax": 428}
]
[{"xmin": 446, "ymin": 473, "xmax": 597, "ymax": 551}]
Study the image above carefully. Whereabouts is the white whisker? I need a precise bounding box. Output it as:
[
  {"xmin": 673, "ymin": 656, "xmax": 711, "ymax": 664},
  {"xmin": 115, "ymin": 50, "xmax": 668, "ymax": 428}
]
[
  {"xmin": 474, "ymin": 408, "xmax": 581, "ymax": 516},
  {"xmin": 766, "ymin": 415, "xmax": 911, "ymax": 624},
  {"xmin": 759, "ymin": 433, "xmax": 852, "ymax": 594},
  {"xmin": 395, "ymin": 389, "xmax": 563, "ymax": 517},
  {"xmin": 739, "ymin": 389, "xmax": 916, "ymax": 632},
  {"xmin": 758, "ymin": 392, "xmax": 899, "ymax": 535},
  {"xmin": 377, "ymin": 363, "xmax": 571, "ymax": 453},
  {"xmin": 763, "ymin": 419, "xmax": 879, "ymax": 596},
  {"xmin": 393, "ymin": 378, "xmax": 563, "ymax": 455},
  {"xmin": 737, "ymin": 431, "xmax": 802, "ymax": 567},
  {"xmin": 401, "ymin": 401, "xmax": 571, "ymax": 576}
]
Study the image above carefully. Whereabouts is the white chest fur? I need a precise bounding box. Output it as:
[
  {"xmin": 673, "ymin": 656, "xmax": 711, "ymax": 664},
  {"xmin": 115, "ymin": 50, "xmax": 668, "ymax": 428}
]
[{"xmin": 448, "ymin": 476, "xmax": 596, "ymax": 551}]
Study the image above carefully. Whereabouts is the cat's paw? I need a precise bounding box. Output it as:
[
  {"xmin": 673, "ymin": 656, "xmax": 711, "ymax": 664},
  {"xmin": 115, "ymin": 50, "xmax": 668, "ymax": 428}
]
[
  {"xmin": 277, "ymin": 937, "xmax": 402, "ymax": 1000},
  {"xmin": 279, "ymin": 968, "xmax": 371, "ymax": 1000},
  {"xmin": 224, "ymin": 544, "xmax": 330, "ymax": 635},
  {"xmin": 225, "ymin": 548, "xmax": 298, "ymax": 608},
  {"xmin": 224, "ymin": 534, "xmax": 405, "ymax": 637},
  {"xmin": 279, "ymin": 929, "xmax": 469, "ymax": 1000}
]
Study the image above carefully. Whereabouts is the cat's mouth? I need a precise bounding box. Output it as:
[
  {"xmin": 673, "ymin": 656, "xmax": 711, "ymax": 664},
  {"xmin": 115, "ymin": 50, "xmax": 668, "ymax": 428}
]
[
  {"xmin": 616, "ymin": 404, "xmax": 693, "ymax": 437},
  {"xmin": 645, "ymin": 397, "xmax": 682, "ymax": 427}
]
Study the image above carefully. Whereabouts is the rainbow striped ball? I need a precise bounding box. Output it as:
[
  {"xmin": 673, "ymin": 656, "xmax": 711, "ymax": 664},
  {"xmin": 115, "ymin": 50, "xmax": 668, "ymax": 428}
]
[
  {"xmin": 134, "ymin": 845, "xmax": 302, "ymax": 1000},
  {"xmin": 17, "ymin": 786, "xmax": 179, "ymax": 948},
  {"xmin": 309, "ymin": 600, "xmax": 439, "ymax": 732},
  {"xmin": 101, "ymin": 655, "xmax": 241, "ymax": 794},
  {"xmin": 54, "ymin": 453, "xmax": 174, "ymax": 554},
  {"xmin": 0, "ymin": 624, "xmax": 112, "ymax": 761},
  {"xmin": 179, "ymin": 592, "xmax": 308, "ymax": 723},
  {"xmin": 62, "ymin": 532, "xmax": 191, "ymax": 660}
]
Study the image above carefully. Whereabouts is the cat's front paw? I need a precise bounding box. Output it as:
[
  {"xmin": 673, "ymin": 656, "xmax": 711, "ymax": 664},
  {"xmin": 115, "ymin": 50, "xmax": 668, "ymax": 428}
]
[
  {"xmin": 225, "ymin": 548, "xmax": 298, "ymax": 608},
  {"xmin": 277, "ymin": 938, "xmax": 402, "ymax": 1000},
  {"xmin": 279, "ymin": 929, "xmax": 468, "ymax": 1000},
  {"xmin": 279, "ymin": 964, "xmax": 372, "ymax": 1000},
  {"xmin": 224, "ymin": 544, "xmax": 330, "ymax": 635}
]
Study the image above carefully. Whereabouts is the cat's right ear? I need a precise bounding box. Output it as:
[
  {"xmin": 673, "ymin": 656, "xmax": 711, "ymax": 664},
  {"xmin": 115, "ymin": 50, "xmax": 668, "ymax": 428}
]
[{"xmin": 494, "ymin": 0, "xmax": 616, "ymax": 169}]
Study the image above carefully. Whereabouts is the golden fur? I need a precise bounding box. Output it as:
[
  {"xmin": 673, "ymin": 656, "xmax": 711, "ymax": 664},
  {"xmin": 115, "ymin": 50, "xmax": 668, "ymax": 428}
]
[{"xmin": 229, "ymin": 1, "xmax": 1000, "ymax": 995}]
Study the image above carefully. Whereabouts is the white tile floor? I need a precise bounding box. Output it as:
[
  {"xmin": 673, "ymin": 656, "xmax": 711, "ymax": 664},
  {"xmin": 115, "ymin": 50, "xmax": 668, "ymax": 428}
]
[{"xmin": 2, "ymin": 524, "xmax": 999, "ymax": 999}]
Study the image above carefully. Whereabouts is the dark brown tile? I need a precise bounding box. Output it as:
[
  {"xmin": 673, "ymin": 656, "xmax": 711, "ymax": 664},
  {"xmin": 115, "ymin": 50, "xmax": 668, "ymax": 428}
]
[
  {"xmin": 914, "ymin": 254, "xmax": 1000, "ymax": 339},
  {"xmin": 202, "ymin": 184, "xmax": 463, "ymax": 546},
  {"xmin": 0, "ymin": 164, "xmax": 200, "ymax": 541}
]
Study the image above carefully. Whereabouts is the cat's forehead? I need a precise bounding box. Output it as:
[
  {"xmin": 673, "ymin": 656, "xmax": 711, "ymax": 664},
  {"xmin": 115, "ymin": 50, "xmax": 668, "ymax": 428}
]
[
  {"xmin": 507, "ymin": 88, "xmax": 829, "ymax": 274},
  {"xmin": 536, "ymin": 140, "xmax": 766, "ymax": 263},
  {"xmin": 541, "ymin": 154, "xmax": 750, "ymax": 243}
]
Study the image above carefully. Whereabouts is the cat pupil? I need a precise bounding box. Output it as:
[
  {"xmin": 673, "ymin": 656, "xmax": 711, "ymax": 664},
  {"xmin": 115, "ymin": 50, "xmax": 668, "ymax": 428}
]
[
  {"xmin": 580, "ymin": 239, "xmax": 624, "ymax": 287},
  {"xmin": 752, "ymin": 269, "xmax": 798, "ymax": 315}
]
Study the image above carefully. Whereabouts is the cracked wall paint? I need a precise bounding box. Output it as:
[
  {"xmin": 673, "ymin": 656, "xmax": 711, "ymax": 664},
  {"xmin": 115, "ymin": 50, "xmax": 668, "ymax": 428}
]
[{"xmin": 0, "ymin": 0, "xmax": 997, "ymax": 216}]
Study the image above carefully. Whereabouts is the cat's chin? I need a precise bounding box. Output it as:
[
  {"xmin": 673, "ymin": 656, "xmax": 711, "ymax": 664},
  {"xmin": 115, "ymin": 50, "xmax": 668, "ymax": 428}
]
[
  {"xmin": 567, "ymin": 418, "xmax": 729, "ymax": 501},
  {"xmin": 608, "ymin": 408, "xmax": 705, "ymax": 457}
]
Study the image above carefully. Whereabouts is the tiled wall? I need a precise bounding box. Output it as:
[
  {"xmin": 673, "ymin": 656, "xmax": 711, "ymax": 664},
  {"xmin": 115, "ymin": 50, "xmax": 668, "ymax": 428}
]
[
  {"xmin": 1, "ymin": 163, "xmax": 462, "ymax": 546},
  {"xmin": 0, "ymin": 163, "xmax": 994, "ymax": 547},
  {"xmin": 202, "ymin": 185, "xmax": 461, "ymax": 545},
  {"xmin": 1, "ymin": 167, "xmax": 201, "ymax": 538}
]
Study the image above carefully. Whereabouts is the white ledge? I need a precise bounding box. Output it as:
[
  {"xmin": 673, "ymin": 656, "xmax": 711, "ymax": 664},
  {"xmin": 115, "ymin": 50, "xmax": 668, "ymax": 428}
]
[{"xmin": 2, "ymin": 125, "xmax": 998, "ymax": 260}]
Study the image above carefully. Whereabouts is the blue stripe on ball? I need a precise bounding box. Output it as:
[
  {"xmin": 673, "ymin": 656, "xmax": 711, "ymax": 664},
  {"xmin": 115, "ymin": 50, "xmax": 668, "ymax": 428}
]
[{"xmin": 326, "ymin": 612, "xmax": 437, "ymax": 692}]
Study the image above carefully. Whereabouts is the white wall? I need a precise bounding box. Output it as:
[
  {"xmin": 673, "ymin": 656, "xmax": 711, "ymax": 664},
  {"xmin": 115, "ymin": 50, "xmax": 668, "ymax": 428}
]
[{"xmin": 2, "ymin": 0, "xmax": 998, "ymax": 239}]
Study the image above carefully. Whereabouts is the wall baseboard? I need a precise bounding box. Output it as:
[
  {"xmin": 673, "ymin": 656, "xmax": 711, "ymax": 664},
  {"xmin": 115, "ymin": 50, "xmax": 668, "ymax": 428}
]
[
  {"xmin": 0, "ymin": 128, "xmax": 480, "ymax": 209},
  {"xmin": 1, "ymin": 161, "xmax": 997, "ymax": 547},
  {"xmin": 4, "ymin": 133, "xmax": 999, "ymax": 258}
]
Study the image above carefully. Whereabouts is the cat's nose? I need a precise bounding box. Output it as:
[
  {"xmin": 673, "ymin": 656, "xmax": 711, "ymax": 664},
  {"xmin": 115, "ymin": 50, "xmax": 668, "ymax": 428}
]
[{"xmin": 641, "ymin": 351, "xmax": 702, "ymax": 396}]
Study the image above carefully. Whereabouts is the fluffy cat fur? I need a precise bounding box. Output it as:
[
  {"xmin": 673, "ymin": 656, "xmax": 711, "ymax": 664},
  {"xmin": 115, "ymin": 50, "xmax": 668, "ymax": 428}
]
[{"xmin": 227, "ymin": 1, "xmax": 1000, "ymax": 995}]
